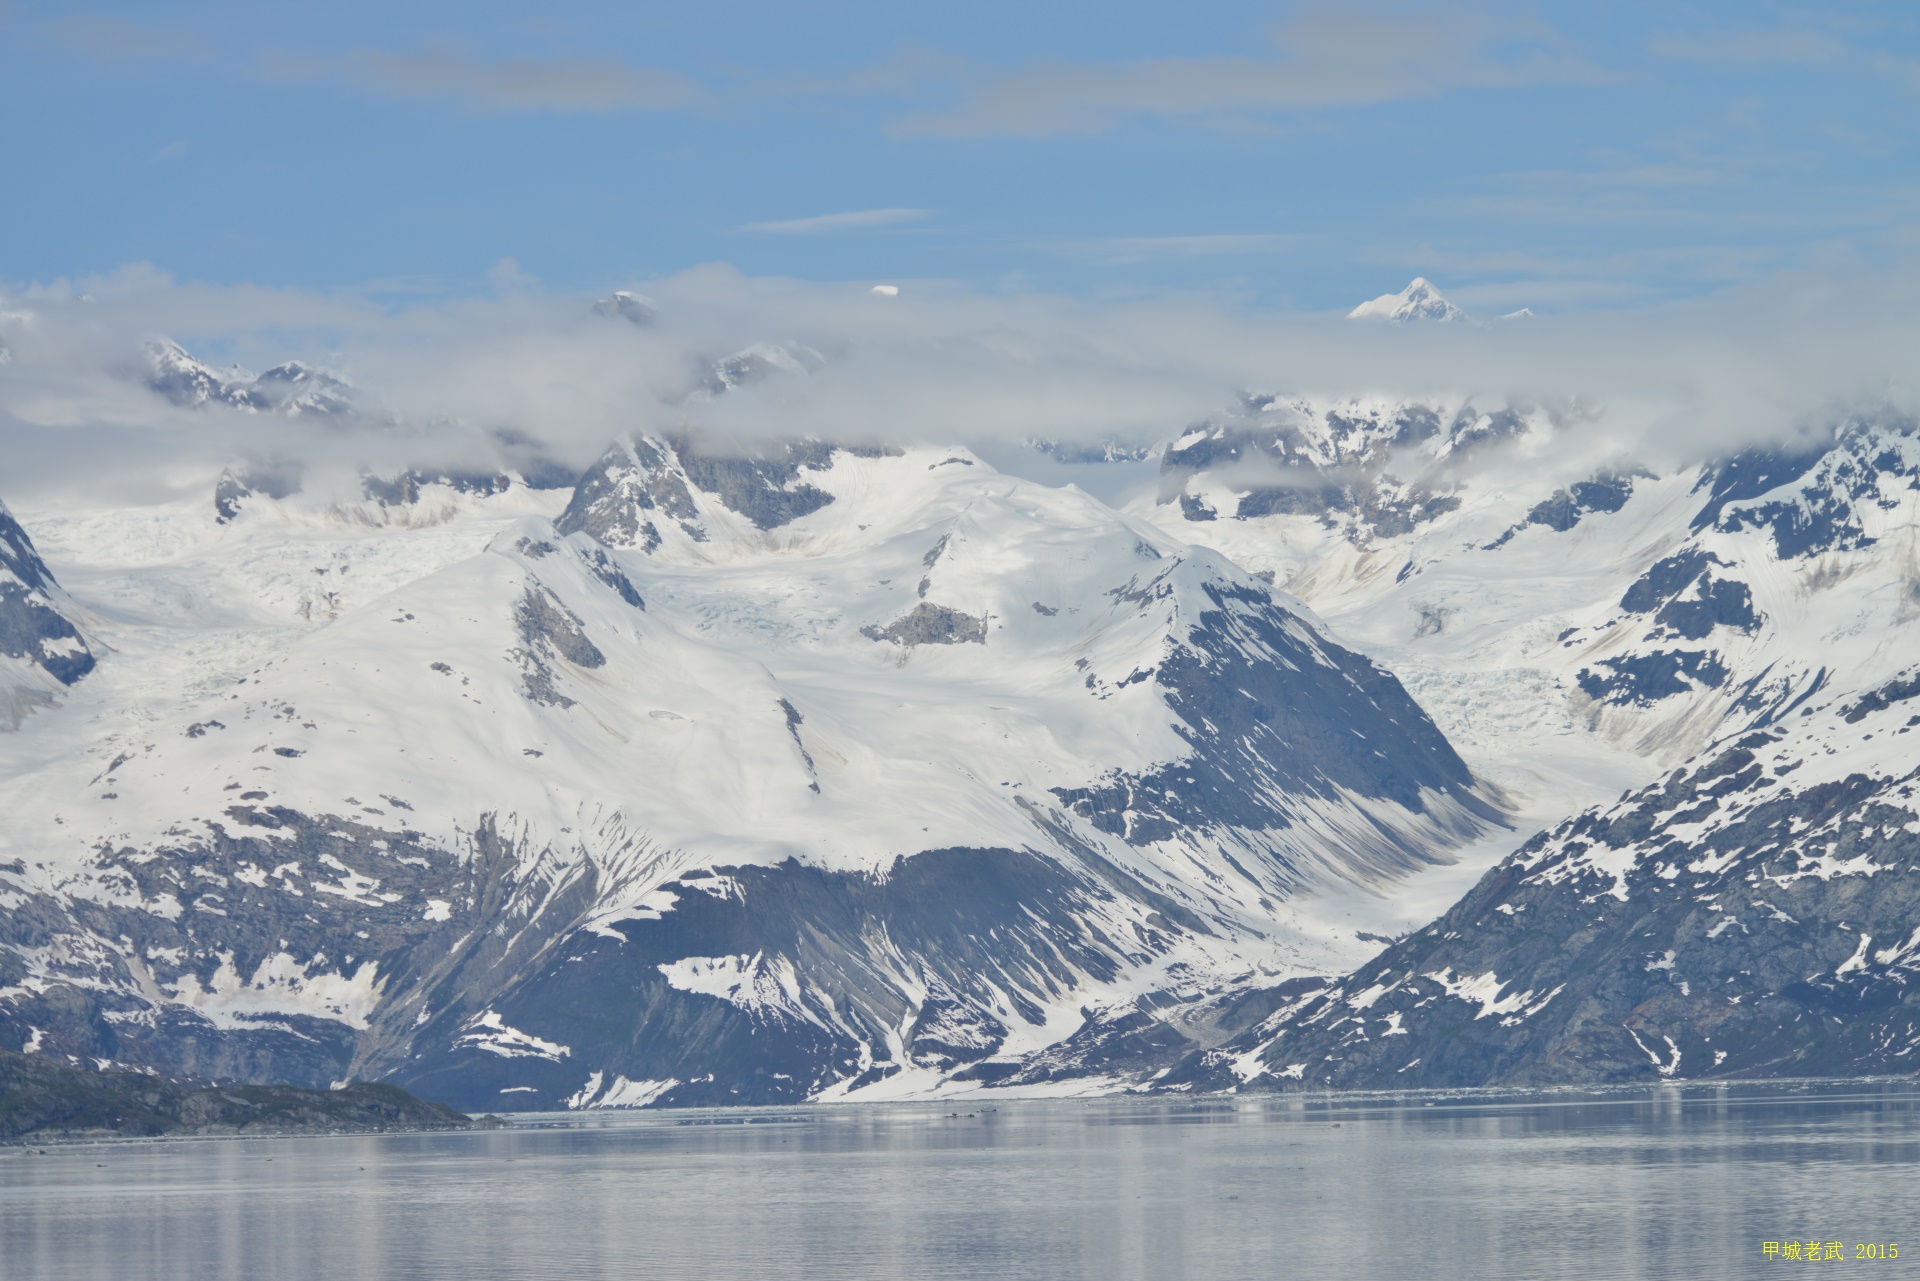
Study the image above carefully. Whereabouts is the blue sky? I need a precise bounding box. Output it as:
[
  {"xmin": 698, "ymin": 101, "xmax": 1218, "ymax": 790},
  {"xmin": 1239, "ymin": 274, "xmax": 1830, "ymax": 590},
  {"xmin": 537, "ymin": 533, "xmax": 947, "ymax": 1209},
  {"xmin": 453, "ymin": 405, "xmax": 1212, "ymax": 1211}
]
[{"xmin": 4, "ymin": 1, "xmax": 1919, "ymax": 312}]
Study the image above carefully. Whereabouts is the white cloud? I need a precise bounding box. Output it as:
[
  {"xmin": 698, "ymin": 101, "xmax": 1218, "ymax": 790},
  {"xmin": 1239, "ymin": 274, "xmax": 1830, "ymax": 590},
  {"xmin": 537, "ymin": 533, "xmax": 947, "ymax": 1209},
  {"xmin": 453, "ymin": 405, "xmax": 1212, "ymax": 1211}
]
[
  {"xmin": 40, "ymin": 14, "xmax": 205, "ymax": 60},
  {"xmin": 1059, "ymin": 234, "xmax": 1305, "ymax": 265},
  {"xmin": 898, "ymin": 5, "xmax": 1606, "ymax": 137},
  {"xmin": 738, "ymin": 209, "xmax": 931, "ymax": 235},
  {"xmin": 1649, "ymin": 28, "xmax": 1848, "ymax": 67},
  {"xmin": 2, "ymin": 260, "xmax": 1918, "ymax": 513},
  {"xmin": 262, "ymin": 45, "xmax": 703, "ymax": 114}
]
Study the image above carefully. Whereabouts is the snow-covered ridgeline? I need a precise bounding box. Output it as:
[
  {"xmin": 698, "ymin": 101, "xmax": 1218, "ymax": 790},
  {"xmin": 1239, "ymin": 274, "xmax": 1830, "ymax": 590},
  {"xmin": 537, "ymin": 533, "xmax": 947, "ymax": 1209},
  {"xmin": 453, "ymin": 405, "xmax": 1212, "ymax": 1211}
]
[{"xmin": 0, "ymin": 436, "xmax": 1501, "ymax": 1107}]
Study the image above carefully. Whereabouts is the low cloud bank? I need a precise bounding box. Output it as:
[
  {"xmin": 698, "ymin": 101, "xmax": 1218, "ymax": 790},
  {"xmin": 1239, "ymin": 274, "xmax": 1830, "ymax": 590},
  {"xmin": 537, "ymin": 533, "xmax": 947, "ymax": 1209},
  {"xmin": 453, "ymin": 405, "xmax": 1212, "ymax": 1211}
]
[{"xmin": 0, "ymin": 260, "xmax": 1913, "ymax": 509}]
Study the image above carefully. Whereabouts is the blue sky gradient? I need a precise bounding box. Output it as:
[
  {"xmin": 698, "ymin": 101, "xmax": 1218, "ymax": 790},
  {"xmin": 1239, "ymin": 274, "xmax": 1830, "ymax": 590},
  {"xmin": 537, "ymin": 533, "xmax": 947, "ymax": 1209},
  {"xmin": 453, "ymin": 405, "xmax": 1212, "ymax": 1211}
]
[{"xmin": 5, "ymin": 1, "xmax": 1919, "ymax": 311}]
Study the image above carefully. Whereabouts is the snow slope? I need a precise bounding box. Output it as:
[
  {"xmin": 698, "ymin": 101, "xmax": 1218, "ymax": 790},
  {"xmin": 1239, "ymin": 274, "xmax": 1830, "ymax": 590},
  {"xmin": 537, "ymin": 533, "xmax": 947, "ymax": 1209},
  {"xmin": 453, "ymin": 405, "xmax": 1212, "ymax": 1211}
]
[
  {"xmin": 0, "ymin": 436, "xmax": 1501, "ymax": 1109},
  {"xmin": 1139, "ymin": 399, "xmax": 1920, "ymax": 831}
]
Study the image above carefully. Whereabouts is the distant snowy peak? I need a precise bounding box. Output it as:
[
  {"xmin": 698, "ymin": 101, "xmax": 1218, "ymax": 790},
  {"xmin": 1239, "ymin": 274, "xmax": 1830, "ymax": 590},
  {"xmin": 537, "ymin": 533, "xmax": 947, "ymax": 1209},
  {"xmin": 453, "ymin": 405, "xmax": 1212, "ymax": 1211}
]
[
  {"xmin": 1347, "ymin": 278, "xmax": 1469, "ymax": 324},
  {"xmin": 145, "ymin": 341, "xmax": 358, "ymax": 417},
  {"xmin": 593, "ymin": 291, "xmax": 657, "ymax": 327}
]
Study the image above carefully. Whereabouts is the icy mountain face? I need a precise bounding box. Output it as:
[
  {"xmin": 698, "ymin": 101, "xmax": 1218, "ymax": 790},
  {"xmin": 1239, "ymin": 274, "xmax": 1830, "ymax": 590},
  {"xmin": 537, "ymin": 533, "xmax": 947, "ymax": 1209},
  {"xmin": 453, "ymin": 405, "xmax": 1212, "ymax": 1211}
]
[
  {"xmin": 1346, "ymin": 278, "xmax": 1469, "ymax": 323},
  {"xmin": 0, "ymin": 441, "xmax": 1498, "ymax": 1109},
  {"xmin": 1169, "ymin": 666, "xmax": 1920, "ymax": 1091},
  {"xmin": 1132, "ymin": 404, "xmax": 1920, "ymax": 1090},
  {"xmin": 1144, "ymin": 404, "xmax": 1920, "ymax": 833},
  {"xmin": 146, "ymin": 342, "xmax": 357, "ymax": 418},
  {"xmin": 0, "ymin": 502, "xmax": 94, "ymax": 727}
]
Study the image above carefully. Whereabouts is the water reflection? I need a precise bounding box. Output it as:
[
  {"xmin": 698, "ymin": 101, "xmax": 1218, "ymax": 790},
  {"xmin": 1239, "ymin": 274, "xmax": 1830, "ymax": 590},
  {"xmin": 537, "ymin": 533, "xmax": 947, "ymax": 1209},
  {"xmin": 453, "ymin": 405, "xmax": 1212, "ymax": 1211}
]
[{"xmin": 2, "ymin": 1081, "xmax": 1916, "ymax": 1281}]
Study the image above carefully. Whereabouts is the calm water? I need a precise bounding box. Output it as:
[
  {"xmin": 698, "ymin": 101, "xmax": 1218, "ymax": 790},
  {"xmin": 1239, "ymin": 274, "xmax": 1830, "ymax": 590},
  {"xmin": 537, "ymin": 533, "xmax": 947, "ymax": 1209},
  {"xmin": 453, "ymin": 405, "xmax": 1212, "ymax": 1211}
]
[{"xmin": 3, "ymin": 1083, "xmax": 1917, "ymax": 1280}]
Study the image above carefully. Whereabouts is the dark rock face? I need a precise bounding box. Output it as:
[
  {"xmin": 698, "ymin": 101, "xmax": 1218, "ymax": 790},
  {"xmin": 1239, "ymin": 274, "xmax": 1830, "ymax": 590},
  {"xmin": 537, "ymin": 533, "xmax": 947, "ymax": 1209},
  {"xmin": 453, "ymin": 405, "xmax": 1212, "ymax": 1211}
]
[
  {"xmin": 1053, "ymin": 577, "xmax": 1493, "ymax": 859},
  {"xmin": 1842, "ymin": 673, "xmax": 1920, "ymax": 725},
  {"xmin": 0, "ymin": 808, "xmax": 596, "ymax": 1091},
  {"xmin": 0, "ymin": 504, "xmax": 94, "ymax": 690},
  {"xmin": 1691, "ymin": 416, "xmax": 1920, "ymax": 559},
  {"xmin": 514, "ymin": 585, "xmax": 606, "ymax": 707},
  {"xmin": 1166, "ymin": 685, "xmax": 1920, "ymax": 1093},
  {"xmin": 554, "ymin": 439, "xmax": 693, "ymax": 550},
  {"xmin": 671, "ymin": 436, "xmax": 839, "ymax": 531},
  {"xmin": 1527, "ymin": 475, "xmax": 1636, "ymax": 531},
  {"xmin": 0, "ymin": 1050, "xmax": 483, "ymax": 1140},
  {"xmin": 1576, "ymin": 649, "xmax": 1731, "ymax": 706},
  {"xmin": 1572, "ymin": 548, "xmax": 1758, "ymax": 705},
  {"xmin": 861, "ymin": 603, "xmax": 988, "ymax": 647},
  {"xmin": 1485, "ymin": 472, "xmax": 1643, "ymax": 548},
  {"xmin": 392, "ymin": 847, "xmax": 1175, "ymax": 1112}
]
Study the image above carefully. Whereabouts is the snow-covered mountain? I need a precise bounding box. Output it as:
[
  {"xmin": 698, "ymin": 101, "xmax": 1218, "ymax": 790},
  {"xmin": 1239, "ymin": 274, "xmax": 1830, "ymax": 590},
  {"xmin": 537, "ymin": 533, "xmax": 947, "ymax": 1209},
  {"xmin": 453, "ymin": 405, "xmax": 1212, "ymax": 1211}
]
[
  {"xmin": 146, "ymin": 341, "xmax": 358, "ymax": 418},
  {"xmin": 0, "ymin": 502, "xmax": 95, "ymax": 729},
  {"xmin": 1171, "ymin": 661, "xmax": 1920, "ymax": 1090},
  {"xmin": 1132, "ymin": 394, "xmax": 1920, "ymax": 1088},
  {"xmin": 9, "ymin": 303, "xmax": 1919, "ymax": 1104},
  {"xmin": 0, "ymin": 435, "xmax": 1501, "ymax": 1109},
  {"xmin": 1140, "ymin": 399, "xmax": 1920, "ymax": 816},
  {"xmin": 1346, "ymin": 278, "xmax": 1469, "ymax": 323}
]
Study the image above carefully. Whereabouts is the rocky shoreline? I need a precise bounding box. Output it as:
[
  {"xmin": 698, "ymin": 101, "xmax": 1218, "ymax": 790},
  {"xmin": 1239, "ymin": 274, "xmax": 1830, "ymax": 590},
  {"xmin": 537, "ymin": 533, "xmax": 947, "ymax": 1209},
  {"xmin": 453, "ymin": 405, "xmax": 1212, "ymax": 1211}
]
[{"xmin": 0, "ymin": 1050, "xmax": 502, "ymax": 1143}]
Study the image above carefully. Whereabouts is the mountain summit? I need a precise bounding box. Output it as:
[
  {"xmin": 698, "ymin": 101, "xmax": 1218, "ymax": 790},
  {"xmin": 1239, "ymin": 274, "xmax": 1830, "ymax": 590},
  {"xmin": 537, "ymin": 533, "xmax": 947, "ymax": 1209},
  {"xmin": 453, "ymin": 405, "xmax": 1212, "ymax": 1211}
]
[{"xmin": 1347, "ymin": 278, "xmax": 1468, "ymax": 323}]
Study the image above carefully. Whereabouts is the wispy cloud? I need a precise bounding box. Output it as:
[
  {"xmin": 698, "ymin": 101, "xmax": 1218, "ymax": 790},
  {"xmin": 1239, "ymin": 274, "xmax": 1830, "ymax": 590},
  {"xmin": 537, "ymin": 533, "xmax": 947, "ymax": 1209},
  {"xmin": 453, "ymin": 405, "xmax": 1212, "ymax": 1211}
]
[
  {"xmin": 1649, "ymin": 27, "xmax": 1848, "ymax": 67},
  {"xmin": 262, "ymin": 45, "xmax": 703, "ymax": 114},
  {"xmin": 1059, "ymin": 234, "xmax": 1305, "ymax": 265},
  {"xmin": 40, "ymin": 14, "xmax": 205, "ymax": 60},
  {"xmin": 9, "ymin": 261, "xmax": 1920, "ymax": 512},
  {"xmin": 898, "ymin": 5, "xmax": 1606, "ymax": 137},
  {"xmin": 738, "ymin": 208, "xmax": 930, "ymax": 235}
]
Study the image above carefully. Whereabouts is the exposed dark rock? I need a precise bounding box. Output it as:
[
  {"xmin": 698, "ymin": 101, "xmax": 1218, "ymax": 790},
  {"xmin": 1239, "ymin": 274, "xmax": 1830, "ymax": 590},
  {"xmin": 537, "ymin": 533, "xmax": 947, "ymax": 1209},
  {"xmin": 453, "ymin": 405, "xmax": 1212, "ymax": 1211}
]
[
  {"xmin": 393, "ymin": 848, "xmax": 1159, "ymax": 1111},
  {"xmin": 1485, "ymin": 472, "xmax": 1642, "ymax": 548},
  {"xmin": 1842, "ymin": 671, "xmax": 1920, "ymax": 724},
  {"xmin": 1617, "ymin": 549, "xmax": 1759, "ymax": 640},
  {"xmin": 0, "ymin": 504, "xmax": 94, "ymax": 689},
  {"xmin": 1577, "ymin": 649, "xmax": 1731, "ymax": 706},
  {"xmin": 1052, "ymin": 577, "xmax": 1493, "ymax": 855},
  {"xmin": 363, "ymin": 470, "xmax": 512, "ymax": 506},
  {"xmin": 1691, "ymin": 419, "xmax": 1920, "ymax": 559},
  {"xmin": 580, "ymin": 547, "xmax": 644, "ymax": 609},
  {"xmin": 554, "ymin": 439, "xmax": 700, "ymax": 549},
  {"xmin": 861, "ymin": 603, "xmax": 988, "ymax": 647},
  {"xmin": 513, "ymin": 586, "xmax": 604, "ymax": 707},
  {"xmin": 1162, "ymin": 695, "xmax": 1920, "ymax": 1093},
  {"xmin": 670, "ymin": 436, "xmax": 838, "ymax": 531}
]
